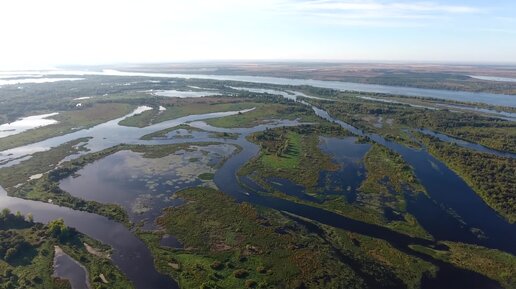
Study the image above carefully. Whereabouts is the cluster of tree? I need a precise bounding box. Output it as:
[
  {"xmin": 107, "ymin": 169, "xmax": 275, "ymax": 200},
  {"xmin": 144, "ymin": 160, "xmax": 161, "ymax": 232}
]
[
  {"xmin": 0, "ymin": 231, "xmax": 32, "ymax": 262},
  {"xmin": 277, "ymin": 105, "xmax": 312, "ymax": 116},
  {"xmin": 0, "ymin": 211, "xmax": 80, "ymax": 289},
  {"xmin": 47, "ymin": 219, "xmax": 74, "ymax": 242},
  {"xmin": 294, "ymin": 85, "xmax": 341, "ymax": 97},
  {"xmin": 0, "ymin": 268, "xmax": 21, "ymax": 289},
  {"xmin": 360, "ymin": 72, "xmax": 516, "ymax": 94},
  {"xmin": 254, "ymin": 128, "xmax": 289, "ymax": 155},
  {"xmin": 0, "ymin": 208, "xmax": 32, "ymax": 230},
  {"xmin": 398, "ymin": 110, "xmax": 516, "ymax": 153},
  {"xmin": 424, "ymin": 136, "xmax": 516, "ymax": 223}
]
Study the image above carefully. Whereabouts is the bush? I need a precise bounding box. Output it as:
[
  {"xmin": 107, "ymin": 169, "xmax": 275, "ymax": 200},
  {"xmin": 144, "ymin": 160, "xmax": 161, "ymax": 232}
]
[
  {"xmin": 245, "ymin": 279, "xmax": 257, "ymax": 288},
  {"xmin": 233, "ymin": 269, "xmax": 248, "ymax": 278},
  {"xmin": 210, "ymin": 261, "xmax": 224, "ymax": 270}
]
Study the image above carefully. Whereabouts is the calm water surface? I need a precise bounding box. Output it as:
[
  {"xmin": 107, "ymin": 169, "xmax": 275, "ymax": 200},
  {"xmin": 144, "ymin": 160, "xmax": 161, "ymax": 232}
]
[
  {"xmin": 53, "ymin": 246, "xmax": 90, "ymax": 289},
  {"xmin": 0, "ymin": 113, "xmax": 59, "ymax": 138},
  {"xmin": 59, "ymin": 144, "xmax": 236, "ymax": 227}
]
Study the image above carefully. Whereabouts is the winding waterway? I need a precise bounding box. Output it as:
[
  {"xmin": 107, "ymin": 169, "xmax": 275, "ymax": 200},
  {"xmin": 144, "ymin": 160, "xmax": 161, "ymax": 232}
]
[
  {"xmin": 0, "ymin": 108, "xmax": 304, "ymax": 289},
  {"xmin": 0, "ymin": 79, "xmax": 514, "ymax": 288}
]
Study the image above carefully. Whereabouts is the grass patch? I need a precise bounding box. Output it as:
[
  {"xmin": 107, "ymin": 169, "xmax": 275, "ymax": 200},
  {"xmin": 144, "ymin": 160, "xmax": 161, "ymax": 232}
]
[
  {"xmin": 358, "ymin": 144, "xmax": 430, "ymax": 238},
  {"xmin": 206, "ymin": 103, "xmax": 318, "ymax": 128},
  {"xmin": 240, "ymin": 125, "xmax": 344, "ymax": 190},
  {"xmin": 198, "ymin": 173, "xmax": 215, "ymax": 181},
  {"xmin": 140, "ymin": 124, "xmax": 203, "ymax": 140},
  {"xmin": 318, "ymin": 222, "xmax": 437, "ymax": 289},
  {"xmin": 119, "ymin": 102, "xmax": 256, "ymax": 128},
  {"xmin": 144, "ymin": 187, "xmax": 366, "ymax": 289},
  {"xmin": 411, "ymin": 242, "xmax": 516, "ymax": 289}
]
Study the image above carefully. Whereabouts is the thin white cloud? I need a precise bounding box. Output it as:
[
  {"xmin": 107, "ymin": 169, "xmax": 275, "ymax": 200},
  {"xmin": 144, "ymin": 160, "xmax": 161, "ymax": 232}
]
[
  {"xmin": 273, "ymin": 0, "xmax": 482, "ymax": 26},
  {"xmin": 288, "ymin": 0, "xmax": 480, "ymax": 13}
]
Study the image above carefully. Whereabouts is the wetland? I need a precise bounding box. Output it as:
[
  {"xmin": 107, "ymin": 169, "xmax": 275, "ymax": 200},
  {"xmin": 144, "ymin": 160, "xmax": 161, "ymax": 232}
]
[{"xmin": 0, "ymin": 71, "xmax": 514, "ymax": 289}]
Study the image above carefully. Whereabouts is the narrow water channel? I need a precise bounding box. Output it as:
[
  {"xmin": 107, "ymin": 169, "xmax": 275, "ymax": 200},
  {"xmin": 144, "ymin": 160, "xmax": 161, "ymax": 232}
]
[{"xmin": 418, "ymin": 128, "xmax": 516, "ymax": 158}]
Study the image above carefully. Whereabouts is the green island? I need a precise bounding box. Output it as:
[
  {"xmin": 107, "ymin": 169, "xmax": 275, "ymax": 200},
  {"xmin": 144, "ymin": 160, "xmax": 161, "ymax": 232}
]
[
  {"xmin": 0, "ymin": 210, "xmax": 132, "ymax": 289},
  {"xmin": 239, "ymin": 124, "xmax": 345, "ymax": 189},
  {"xmin": 142, "ymin": 187, "xmax": 396, "ymax": 289},
  {"xmin": 419, "ymin": 134, "xmax": 516, "ymax": 223},
  {"xmin": 234, "ymin": 117, "xmax": 431, "ymax": 238}
]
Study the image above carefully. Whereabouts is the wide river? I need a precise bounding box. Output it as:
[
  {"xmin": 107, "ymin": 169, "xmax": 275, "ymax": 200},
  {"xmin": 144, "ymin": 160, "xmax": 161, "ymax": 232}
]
[
  {"xmin": 0, "ymin": 79, "xmax": 514, "ymax": 289},
  {"xmin": 3, "ymin": 69, "xmax": 516, "ymax": 107}
]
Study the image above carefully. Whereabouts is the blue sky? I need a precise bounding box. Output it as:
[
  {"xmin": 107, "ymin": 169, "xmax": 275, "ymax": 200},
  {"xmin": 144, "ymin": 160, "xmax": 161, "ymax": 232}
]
[{"xmin": 0, "ymin": 0, "xmax": 515, "ymax": 68}]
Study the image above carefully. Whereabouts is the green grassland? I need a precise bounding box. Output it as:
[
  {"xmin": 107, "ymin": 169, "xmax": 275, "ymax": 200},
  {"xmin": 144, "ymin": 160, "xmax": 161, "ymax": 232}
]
[
  {"xmin": 206, "ymin": 103, "xmax": 318, "ymax": 128},
  {"xmin": 360, "ymin": 144, "xmax": 425, "ymax": 197},
  {"xmin": 0, "ymin": 103, "xmax": 135, "ymax": 152},
  {"xmin": 119, "ymin": 101, "xmax": 256, "ymax": 128},
  {"xmin": 354, "ymin": 144, "xmax": 430, "ymax": 239},
  {"xmin": 139, "ymin": 184, "xmax": 513, "ymax": 289},
  {"xmin": 239, "ymin": 125, "xmax": 347, "ymax": 190},
  {"xmin": 59, "ymin": 234, "xmax": 133, "ymax": 289},
  {"xmin": 316, "ymin": 221, "xmax": 436, "ymax": 289},
  {"xmin": 141, "ymin": 187, "xmax": 506, "ymax": 289},
  {"xmin": 0, "ymin": 138, "xmax": 90, "ymax": 190},
  {"xmin": 143, "ymin": 187, "xmax": 370, "ymax": 289}
]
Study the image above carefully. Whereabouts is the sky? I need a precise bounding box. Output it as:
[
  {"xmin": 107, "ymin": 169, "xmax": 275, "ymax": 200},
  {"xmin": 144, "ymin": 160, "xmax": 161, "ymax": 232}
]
[{"xmin": 0, "ymin": 0, "xmax": 515, "ymax": 68}]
